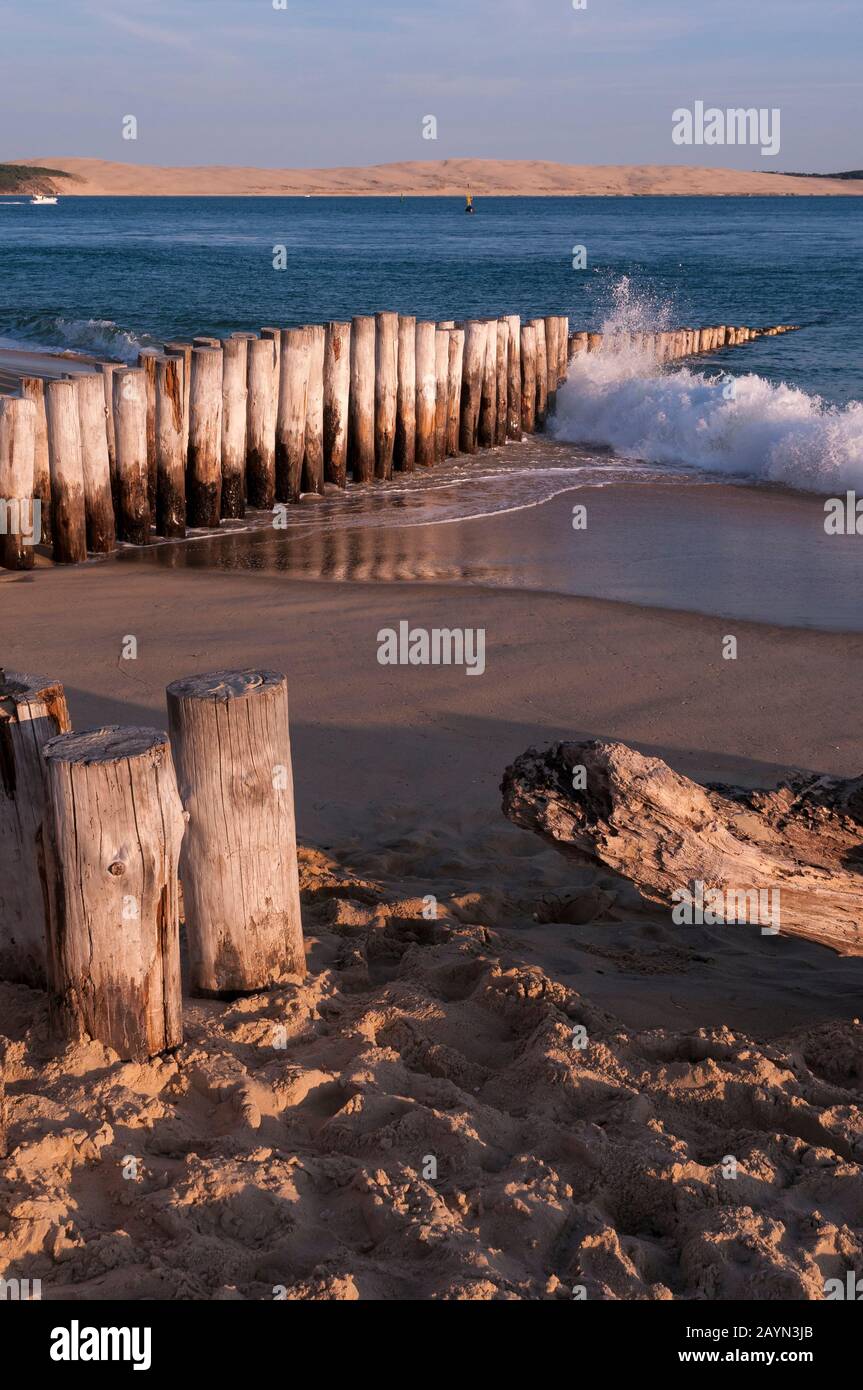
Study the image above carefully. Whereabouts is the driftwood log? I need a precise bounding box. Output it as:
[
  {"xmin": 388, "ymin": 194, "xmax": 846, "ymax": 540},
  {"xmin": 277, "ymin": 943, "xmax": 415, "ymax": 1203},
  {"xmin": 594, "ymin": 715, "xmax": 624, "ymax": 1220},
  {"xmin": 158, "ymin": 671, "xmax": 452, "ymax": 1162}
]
[{"xmin": 502, "ymin": 739, "xmax": 863, "ymax": 957}]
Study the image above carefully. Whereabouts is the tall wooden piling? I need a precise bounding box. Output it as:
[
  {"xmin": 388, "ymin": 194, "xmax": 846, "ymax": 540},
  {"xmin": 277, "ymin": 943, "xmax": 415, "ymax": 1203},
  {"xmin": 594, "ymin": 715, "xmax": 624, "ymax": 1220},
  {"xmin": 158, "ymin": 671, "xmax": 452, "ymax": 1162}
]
[
  {"xmin": 544, "ymin": 317, "xmax": 559, "ymax": 413},
  {"xmin": 415, "ymin": 321, "xmax": 437, "ymax": 468},
  {"xmin": 395, "ymin": 315, "xmax": 416, "ymax": 472},
  {"xmin": 246, "ymin": 336, "xmax": 277, "ymax": 509},
  {"xmin": 506, "ymin": 316, "xmax": 521, "ymax": 438},
  {"xmin": 113, "ymin": 368, "xmax": 150, "ymax": 545},
  {"xmin": 166, "ymin": 669, "xmax": 305, "ymax": 995},
  {"xmin": 446, "ymin": 327, "xmax": 464, "ymax": 457},
  {"xmin": 559, "ymin": 316, "xmax": 569, "ymax": 383},
  {"xmin": 45, "ymin": 379, "xmax": 88, "ymax": 564},
  {"xmin": 220, "ymin": 336, "xmax": 247, "ymax": 518},
  {"xmin": 0, "ymin": 672, "xmax": 71, "ymax": 986},
  {"xmin": 324, "ymin": 321, "xmax": 351, "ymax": 487},
  {"xmin": 434, "ymin": 327, "xmax": 450, "ymax": 463},
  {"xmin": 76, "ymin": 373, "xmax": 116, "ymax": 553},
  {"xmin": 348, "ymin": 316, "xmax": 376, "ymax": 484},
  {"xmin": 375, "ymin": 312, "xmax": 399, "ymax": 479},
  {"xmin": 20, "ymin": 376, "xmax": 52, "ymax": 545},
  {"xmin": 163, "ymin": 342, "xmax": 192, "ymax": 458},
  {"xmin": 42, "ymin": 726, "xmax": 186, "ymax": 1060},
  {"xmin": 532, "ymin": 320, "xmax": 548, "ymax": 429},
  {"xmin": 261, "ymin": 327, "xmax": 282, "ymax": 420},
  {"xmin": 495, "ymin": 319, "xmax": 508, "ymax": 445},
  {"xmin": 478, "ymin": 321, "xmax": 497, "ymax": 449},
  {"xmin": 187, "ymin": 347, "xmax": 223, "ymax": 526},
  {"xmin": 155, "ymin": 356, "xmax": 186, "ymax": 538},
  {"xmin": 138, "ymin": 348, "xmax": 160, "ymax": 511},
  {"xmin": 277, "ymin": 327, "xmax": 312, "ymax": 502},
  {"xmin": 0, "ymin": 398, "xmax": 37, "ymax": 570},
  {"xmin": 520, "ymin": 322, "xmax": 537, "ymax": 434},
  {"xmin": 303, "ymin": 325, "xmax": 325, "ymax": 495}
]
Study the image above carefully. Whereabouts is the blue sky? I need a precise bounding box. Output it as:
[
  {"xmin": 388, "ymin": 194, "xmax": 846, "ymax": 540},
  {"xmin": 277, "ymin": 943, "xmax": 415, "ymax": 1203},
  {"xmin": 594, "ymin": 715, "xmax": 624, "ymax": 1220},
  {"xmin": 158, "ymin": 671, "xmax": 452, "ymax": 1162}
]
[{"xmin": 2, "ymin": 0, "xmax": 860, "ymax": 171}]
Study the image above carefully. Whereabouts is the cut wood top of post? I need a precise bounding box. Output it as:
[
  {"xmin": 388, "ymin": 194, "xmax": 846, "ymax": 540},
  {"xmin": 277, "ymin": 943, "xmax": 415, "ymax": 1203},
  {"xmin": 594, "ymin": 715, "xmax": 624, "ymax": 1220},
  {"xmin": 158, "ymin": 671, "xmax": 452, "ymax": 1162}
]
[
  {"xmin": 43, "ymin": 725, "xmax": 170, "ymax": 765},
  {"xmin": 0, "ymin": 670, "xmax": 66, "ymax": 711},
  {"xmin": 167, "ymin": 668, "xmax": 285, "ymax": 703}
]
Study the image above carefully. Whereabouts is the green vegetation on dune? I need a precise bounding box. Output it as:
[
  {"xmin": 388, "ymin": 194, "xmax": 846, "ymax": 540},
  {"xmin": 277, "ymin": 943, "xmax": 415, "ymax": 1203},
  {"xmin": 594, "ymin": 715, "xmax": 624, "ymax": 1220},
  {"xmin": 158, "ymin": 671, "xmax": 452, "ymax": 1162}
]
[{"xmin": 0, "ymin": 164, "xmax": 79, "ymax": 194}]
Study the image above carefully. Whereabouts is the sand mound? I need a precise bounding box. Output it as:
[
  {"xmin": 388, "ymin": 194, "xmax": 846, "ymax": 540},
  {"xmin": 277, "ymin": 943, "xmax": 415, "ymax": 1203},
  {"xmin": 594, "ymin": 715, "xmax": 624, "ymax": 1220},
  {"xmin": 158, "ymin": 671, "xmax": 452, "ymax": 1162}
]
[{"xmin": 2, "ymin": 845, "xmax": 862, "ymax": 1301}]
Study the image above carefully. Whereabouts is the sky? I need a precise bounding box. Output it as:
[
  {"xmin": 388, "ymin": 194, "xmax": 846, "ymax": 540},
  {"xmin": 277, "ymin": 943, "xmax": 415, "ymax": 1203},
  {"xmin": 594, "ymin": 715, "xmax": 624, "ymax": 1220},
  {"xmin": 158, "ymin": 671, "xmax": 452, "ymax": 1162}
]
[{"xmin": 1, "ymin": 0, "xmax": 860, "ymax": 172}]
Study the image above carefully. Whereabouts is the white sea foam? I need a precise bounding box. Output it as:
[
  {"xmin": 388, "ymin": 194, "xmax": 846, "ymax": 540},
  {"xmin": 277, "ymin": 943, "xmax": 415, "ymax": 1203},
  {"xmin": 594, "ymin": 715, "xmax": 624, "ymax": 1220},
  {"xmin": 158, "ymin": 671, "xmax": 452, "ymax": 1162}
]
[{"xmin": 0, "ymin": 315, "xmax": 147, "ymax": 361}]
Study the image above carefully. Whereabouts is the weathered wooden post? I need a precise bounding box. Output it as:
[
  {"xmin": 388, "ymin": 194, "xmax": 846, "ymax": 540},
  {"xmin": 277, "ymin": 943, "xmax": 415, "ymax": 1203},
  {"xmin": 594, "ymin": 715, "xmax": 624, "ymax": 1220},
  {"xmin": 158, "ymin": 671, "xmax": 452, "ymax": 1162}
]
[
  {"xmin": 193, "ymin": 336, "xmax": 221, "ymax": 349},
  {"xmin": 303, "ymin": 325, "xmax": 326, "ymax": 495},
  {"xmin": 532, "ymin": 320, "xmax": 548, "ymax": 428},
  {"xmin": 505, "ymin": 315, "xmax": 521, "ymax": 438},
  {"xmin": 163, "ymin": 342, "xmax": 192, "ymax": 458},
  {"xmin": 138, "ymin": 348, "xmax": 160, "ymax": 511},
  {"xmin": 348, "ymin": 316, "xmax": 375, "ymax": 484},
  {"xmin": 42, "ymin": 726, "xmax": 186, "ymax": 1060},
  {"xmin": 75, "ymin": 373, "xmax": 116, "ymax": 554},
  {"xmin": 544, "ymin": 317, "xmax": 559, "ymax": 413},
  {"xmin": 20, "ymin": 376, "xmax": 51, "ymax": 545},
  {"xmin": 187, "ymin": 346, "xmax": 222, "ymax": 526},
  {"xmin": 45, "ymin": 379, "xmax": 88, "ymax": 563},
  {"xmin": 0, "ymin": 398, "xmax": 37, "ymax": 570},
  {"xmin": 0, "ymin": 671, "xmax": 71, "ymax": 986},
  {"xmin": 559, "ymin": 316, "xmax": 569, "ymax": 382},
  {"xmin": 113, "ymin": 368, "xmax": 150, "ymax": 545},
  {"xmin": 246, "ymin": 336, "xmax": 277, "ymax": 508},
  {"xmin": 520, "ymin": 322, "xmax": 537, "ymax": 434},
  {"xmin": 395, "ymin": 315, "xmax": 416, "ymax": 472},
  {"xmin": 495, "ymin": 319, "xmax": 508, "ymax": 445},
  {"xmin": 277, "ymin": 327, "xmax": 311, "ymax": 502},
  {"xmin": 477, "ymin": 322, "xmax": 497, "ymax": 448},
  {"xmin": 375, "ymin": 311, "xmax": 399, "ymax": 479},
  {"xmin": 261, "ymin": 327, "xmax": 282, "ymax": 421},
  {"xmin": 219, "ymin": 336, "xmax": 247, "ymax": 518},
  {"xmin": 415, "ymin": 321, "xmax": 437, "ymax": 467},
  {"xmin": 324, "ymin": 320, "xmax": 351, "ymax": 487},
  {"xmin": 434, "ymin": 327, "xmax": 450, "ymax": 463},
  {"xmin": 166, "ymin": 669, "xmax": 306, "ymax": 995},
  {"xmin": 587, "ymin": 332, "xmax": 603, "ymax": 353},
  {"xmin": 155, "ymin": 356, "xmax": 186, "ymax": 538},
  {"xmin": 570, "ymin": 331, "xmax": 589, "ymax": 360},
  {"xmin": 446, "ymin": 327, "xmax": 464, "ymax": 456}
]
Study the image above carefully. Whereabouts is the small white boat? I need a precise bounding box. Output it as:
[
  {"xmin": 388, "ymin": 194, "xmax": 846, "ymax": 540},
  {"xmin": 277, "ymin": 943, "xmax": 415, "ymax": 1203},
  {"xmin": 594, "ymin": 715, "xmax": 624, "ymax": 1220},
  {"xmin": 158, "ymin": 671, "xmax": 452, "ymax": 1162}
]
[{"xmin": 30, "ymin": 194, "xmax": 58, "ymax": 205}]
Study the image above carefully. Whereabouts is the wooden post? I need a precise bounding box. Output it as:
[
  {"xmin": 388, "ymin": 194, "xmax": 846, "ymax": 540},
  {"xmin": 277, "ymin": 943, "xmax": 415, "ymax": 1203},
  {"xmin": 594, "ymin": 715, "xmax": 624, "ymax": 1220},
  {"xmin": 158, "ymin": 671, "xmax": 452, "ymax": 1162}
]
[
  {"xmin": 220, "ymin": 336, "xmax": 247, "ymax": 518},
  {"xmin": 96, "ymin": 363, "xmax": 119, "ymax": 502},
  {"xmin": 76, "ymin": 373, "xmax": 116, "ymax": 553},
  {"xmin": 276, "ymin": 327, "xmax": 311, "ymax": 503},
  {"xmin": 570, "ymin": 331, "xmax": 588, "ymax": 360},
  {"xmin": 163, "ymin": 342, "xmax": 192, "ymax": 458},
  {"xmin": 193, "ymin": 336, "xmax": 221, "ymax": 349},
  {"xmin": 113, "ymin": 368, "xmax": 150, "ymax": 545},
  {"xmin": 544, "ymin": 317, "xmax": 559, "ymax": 413},
  {"xmin": 166, "ymin": 669, "xmax": 305, "ymax": 995},
  {"xmin": 587, "ymin": 332, "xmax": 603, "ymax": 353},
  {"xmin": 506, "ymin": 316, "xmax": 521, "ymax": 438},
  {"xmin": 0, "ymin": 398, "xmax": 37, "ymax": 570},
  {"xmin": 20, "ymin": 376, "xmax": 52, "ymax": 545},
  {"xmin": 559, "ymin": 316, "xmax": 569, "ymax": 383},
  {"xmin": 446, "ymin": 327, "xmax": 464, "ymax": 456},
  {"xmin": 495, "ymin": 319, "xmax": 508, "ymax": 445},
  {"xmin": 261, "ymin": 327, "xmax": 282, "ymax": 422},
  {"xmin": 375, "ymin": 311, "xmax": 399, "ymax": 480},
  {"xmin": 478, "ymin": 321, "xmax": 497, "ymax": 448},
  {"xmin": 532, "ymin": 320, "xmax": 548, "ymax": 428},
  {"xmin": 0, "ymin": 671, "xmax": 70, "ymax": 986},
  {"xmin": 434, "ymin": 327, "xmax": 450, "ymax": 463},
  {"xmin": 155, "ymin": 356, "xmax": 186, "ymax": 538},
  {"xmin": 324, "ymin": 320, "xmax": 351, "ymax": 487},
  {"xmin": 42, "ymin": 726, "xmax": 185, "ymax": 1060},
  {"xmin": 415, "ymin": 321, "xmax": 437, "ymax": 468},
  {"xmin": 187, "ymin": 347, "xmax": 223, "ymax": 526},
  {"xmin": 348, "ymin": 316, "xmax": 375, "ymax": 484},
  {"xmin": 246, "ymin": 337, "xmax": 277, "ymax": 509},
  {"xmin": 303, "ymin": 325, "xmax": 325, "ymax": 495},
  {"xmin": 520, "ymin": 322, "xmax": 537, "ymax": 434},
  {"xmin": 459, "ymin": 322, "xmax": 484, "ymax": 454},
  {"xmin": 138, "ymin": 348, "xmax": 160, "ymax": 512},
  {"xmin": 394, "ymin": 315, "xmax": 416, "ymax": 472},
  {"xmin": 45, "ymin": 379, "xmax": 88, "ymax": 563}
]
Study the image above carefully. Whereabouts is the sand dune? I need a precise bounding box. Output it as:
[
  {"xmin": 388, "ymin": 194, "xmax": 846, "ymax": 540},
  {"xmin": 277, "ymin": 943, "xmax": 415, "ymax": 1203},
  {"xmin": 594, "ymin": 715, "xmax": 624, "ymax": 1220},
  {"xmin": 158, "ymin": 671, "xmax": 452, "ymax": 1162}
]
[{"xmin": 10, "ymin": 156, "xmax": 863, "ymax": 198}]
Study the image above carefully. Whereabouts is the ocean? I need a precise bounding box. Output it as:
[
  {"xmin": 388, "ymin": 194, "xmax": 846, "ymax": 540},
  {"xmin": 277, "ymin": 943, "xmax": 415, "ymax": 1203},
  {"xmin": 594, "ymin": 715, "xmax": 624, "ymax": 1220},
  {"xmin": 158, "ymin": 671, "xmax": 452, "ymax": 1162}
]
[{"xmin": 1, "ymin": 195, "xmax": 861, "ymax": 625}]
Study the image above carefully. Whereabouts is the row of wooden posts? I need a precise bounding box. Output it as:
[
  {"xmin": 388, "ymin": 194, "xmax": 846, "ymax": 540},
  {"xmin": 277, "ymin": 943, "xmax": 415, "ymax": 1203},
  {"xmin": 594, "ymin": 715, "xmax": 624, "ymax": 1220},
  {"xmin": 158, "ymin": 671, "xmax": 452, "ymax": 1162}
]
[
  {"xmin": 0, "ymin": 667, "xmax": 305, "ymax": 1061},
  {"xmin": 0, "ymin": 318, "xmax": 797, "ymax": 570}
]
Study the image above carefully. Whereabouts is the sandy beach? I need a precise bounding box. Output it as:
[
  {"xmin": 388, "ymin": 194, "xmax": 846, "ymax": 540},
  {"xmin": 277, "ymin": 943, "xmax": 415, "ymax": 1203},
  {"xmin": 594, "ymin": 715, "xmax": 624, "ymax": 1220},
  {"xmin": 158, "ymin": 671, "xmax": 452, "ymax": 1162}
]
[{"xmin": 2, "ymin": 538, "xmax": 862, "ymax": 1300}]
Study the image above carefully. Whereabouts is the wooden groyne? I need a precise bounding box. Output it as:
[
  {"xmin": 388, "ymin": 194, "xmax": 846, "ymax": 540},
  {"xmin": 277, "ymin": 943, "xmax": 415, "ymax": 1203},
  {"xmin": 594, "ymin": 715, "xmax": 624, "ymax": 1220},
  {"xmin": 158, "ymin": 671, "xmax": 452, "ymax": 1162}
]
[
  {"xmin": 0, "ymin": 319, "xmax": 799, "ymax": 569},
  {"xmin": 0, "ymin": 666, "xmax": 304, "ymax": 1060}
]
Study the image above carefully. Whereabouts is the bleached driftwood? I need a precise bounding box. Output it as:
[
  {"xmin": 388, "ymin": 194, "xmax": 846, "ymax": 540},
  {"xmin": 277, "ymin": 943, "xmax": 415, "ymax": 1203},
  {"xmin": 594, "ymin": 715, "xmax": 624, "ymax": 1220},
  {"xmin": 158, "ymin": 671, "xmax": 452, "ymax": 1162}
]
[{"xmin": 501, "ymin": 739, "xmax": 863, "ymax": 957}]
